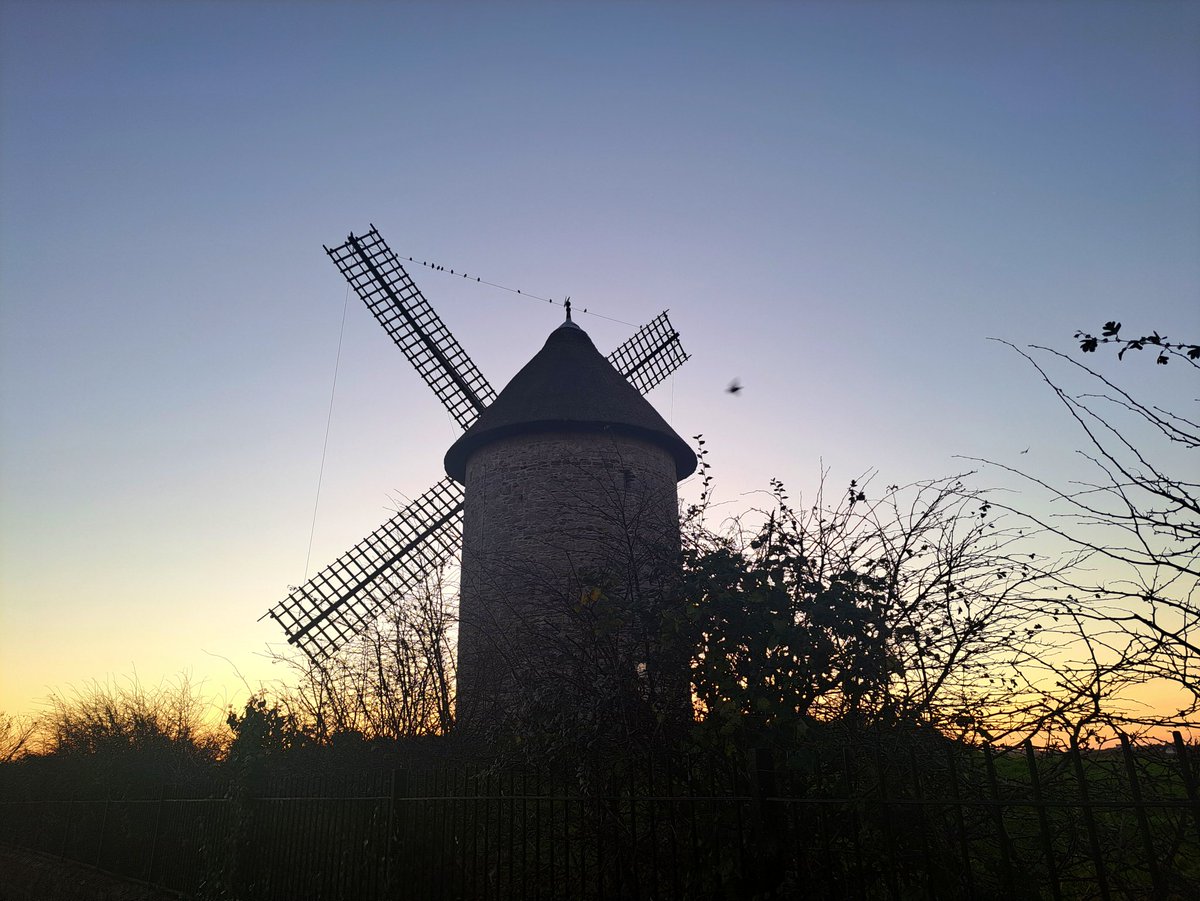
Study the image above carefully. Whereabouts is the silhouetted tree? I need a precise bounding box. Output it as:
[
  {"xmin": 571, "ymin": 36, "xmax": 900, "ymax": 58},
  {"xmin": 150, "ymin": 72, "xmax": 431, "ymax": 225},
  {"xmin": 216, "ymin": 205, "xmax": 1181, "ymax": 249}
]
[
  {"xmin": 681, "ymin": 466, "xmax": 1094, "ymax": 750},
  {"xmin": 970, "ymin": 334, "xmax": 1198, "ymax": 740},
  {"xmin": 225, "ymin": 695, "xmax": 309, "ymax": 775}
]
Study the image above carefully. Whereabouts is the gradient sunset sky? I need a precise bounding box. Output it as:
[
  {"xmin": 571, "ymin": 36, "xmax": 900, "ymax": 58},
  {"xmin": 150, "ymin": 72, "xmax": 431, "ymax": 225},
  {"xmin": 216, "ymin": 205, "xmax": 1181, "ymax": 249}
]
[{"xmin": 1, "ymin": 1, "xmax": 1197, "ymax": 721}]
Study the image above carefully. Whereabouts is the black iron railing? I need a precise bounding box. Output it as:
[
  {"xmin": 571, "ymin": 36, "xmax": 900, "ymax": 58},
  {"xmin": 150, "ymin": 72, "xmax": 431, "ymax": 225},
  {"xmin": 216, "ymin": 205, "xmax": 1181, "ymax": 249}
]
[{"xmin": 2, "ymin": 733, "xmax": 1197, "ymax": 900}]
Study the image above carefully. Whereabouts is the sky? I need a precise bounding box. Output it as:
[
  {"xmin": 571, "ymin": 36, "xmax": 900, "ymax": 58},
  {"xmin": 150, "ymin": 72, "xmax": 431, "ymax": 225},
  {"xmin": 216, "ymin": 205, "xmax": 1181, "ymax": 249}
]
[{"xmin": 1, "ymin": 1, "xmax": 1197, "ymax": 723}]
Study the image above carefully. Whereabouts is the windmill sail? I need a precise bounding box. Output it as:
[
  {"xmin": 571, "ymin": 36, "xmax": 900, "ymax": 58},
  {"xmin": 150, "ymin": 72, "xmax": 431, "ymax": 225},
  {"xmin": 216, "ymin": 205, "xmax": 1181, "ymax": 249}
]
[
  {"xmin": 265, "ymin": 478, "xmax": 464, "ymax": 660},
  {"xmin": 326, "ymin": 226, "xmax": 497, "ymax": 430},
  {"xmin": 607, "ymin": 311, "xmax": 690, "ymax": 395}
]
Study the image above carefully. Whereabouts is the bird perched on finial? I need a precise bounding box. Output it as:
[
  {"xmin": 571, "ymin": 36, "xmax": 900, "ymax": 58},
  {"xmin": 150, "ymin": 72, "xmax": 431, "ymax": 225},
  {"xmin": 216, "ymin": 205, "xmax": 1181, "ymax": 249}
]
[{"xmin": 727, "ymin": 379, "xmax": 743, "ymax": 395}]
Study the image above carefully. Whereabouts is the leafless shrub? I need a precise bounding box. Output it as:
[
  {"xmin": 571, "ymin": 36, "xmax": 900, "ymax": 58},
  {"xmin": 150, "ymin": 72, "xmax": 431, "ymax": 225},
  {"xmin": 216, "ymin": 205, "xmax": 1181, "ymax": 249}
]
[
  {"xmin": 966, "ymin": 341, "xmax": 1198, "ymax": 742},
  {"xmin": 268, "ymin": 564, "xmax": 457, "ymax": 741},
  {"xmin": 0, "ymin": 711, "xmax": 36, "ymax": 763}
]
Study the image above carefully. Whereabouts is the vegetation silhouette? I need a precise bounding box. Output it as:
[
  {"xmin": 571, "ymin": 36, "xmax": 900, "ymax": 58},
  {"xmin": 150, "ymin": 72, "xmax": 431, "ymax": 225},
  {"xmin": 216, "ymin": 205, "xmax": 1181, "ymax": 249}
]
[
  {"xmin": 968, "ymin": 326, "xmax": 1197, "ymax": 742},
  {"xmin": 1075, "ymin": 320, "xmax": 1199, "ymax": 366}
]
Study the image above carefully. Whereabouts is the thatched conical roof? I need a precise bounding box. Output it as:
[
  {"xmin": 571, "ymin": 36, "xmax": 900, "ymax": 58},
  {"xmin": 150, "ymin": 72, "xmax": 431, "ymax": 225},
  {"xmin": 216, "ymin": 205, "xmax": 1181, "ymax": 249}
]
[{"xmin": 444, "ymin": 317, "xmax": 696, "ymax": 483}]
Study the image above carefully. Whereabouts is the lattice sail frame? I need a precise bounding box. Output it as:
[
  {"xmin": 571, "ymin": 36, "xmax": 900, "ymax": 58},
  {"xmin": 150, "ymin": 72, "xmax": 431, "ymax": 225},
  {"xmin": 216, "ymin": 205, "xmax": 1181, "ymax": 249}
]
[
  {"xmin": 267, "ymin": 228, "xmax": 692, "ymax": 660},
  {"xmin": 607, "ymin": 310, "xmax": 689, "ymax": 395},
  {"xmin": 267, "ymin": 479, "xmax": 463, "ymax": 659},
  {"xmin": 326, "ymin": 226, "xmax": 497, "ymax": 430}
]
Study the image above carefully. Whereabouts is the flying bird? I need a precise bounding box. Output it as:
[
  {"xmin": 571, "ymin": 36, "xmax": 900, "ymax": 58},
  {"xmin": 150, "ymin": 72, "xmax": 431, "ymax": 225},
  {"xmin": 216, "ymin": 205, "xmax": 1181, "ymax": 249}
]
[{"xmin": 727, "ymin": 379, "xmax": 743, "ymax": 395}]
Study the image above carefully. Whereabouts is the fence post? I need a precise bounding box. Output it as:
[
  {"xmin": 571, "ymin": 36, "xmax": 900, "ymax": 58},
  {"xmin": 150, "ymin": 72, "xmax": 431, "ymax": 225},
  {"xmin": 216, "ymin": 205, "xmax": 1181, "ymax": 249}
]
[
  {"xmin": 645, "ymin": 756, "xmax": 660, "ymax": 900},
  {"xmin": 594, "ymin": 771, "xmax": 604, "ymax": 900},
  {"xmin": 872, "ymin": 746, "xmax": 901, "ymax": 901},
  {"xmin": 1118, "ymin": 732, "xmax": 1166, "ymax": 898},
  {"xmin": 384, "ymin": 767, "xmax": 402, "ymax": 899},
  {"xmin": 906, "ymin": 746, "xmax": 935, "ymax": 897},
  {"xmin": 34, "ymin": 801, "xmax": 46, "ymax": 853},
  {"xmin": 451, "ymin": 765, "xmax": 464, "ymax": 901},
  {"xmin": 145, "ymin": 783, "xmax": 166, "ymax": 883},
  {"xmin": 59, "ymin": 801, "xmax": 73, "ymax": 860},
  {"xmin": 752, "ymin": 747, "xmax": 788, "ymax": 894},
  {"xmin": 1172, "ymin": 730, "xmax": 1200, "ymax": 847},
  {"xmin": 508, "ymin": 768, "xmax": 518, "ymax": 900},
  {"xmin": 1069, "ymin": 735, "xmax": 1111, "ymax": 901},
  {"xmin": 228, "ymin": 771, "xmax": 263, "ymax": 900},
  {"xmin": 1022, "ymin": 740, "xmax": 1063, "ymax": 901},
  {"xmin": 469, "ymin": 766, "xmax": 481, "ymax": 900},
  {"xmin": 945, "ymin": 748, "xmax": 975, "ymax": 897},
  {"xmin": 982, "ymin": 745, "xmax": 1016, "ymax": 895},
  {"xmin": 94, "ymin": 798, "xmax": 111, "ymax": 869},
  {"xmin": 842, "ymin": 746, "xmax": 866, "ymax": 892}
]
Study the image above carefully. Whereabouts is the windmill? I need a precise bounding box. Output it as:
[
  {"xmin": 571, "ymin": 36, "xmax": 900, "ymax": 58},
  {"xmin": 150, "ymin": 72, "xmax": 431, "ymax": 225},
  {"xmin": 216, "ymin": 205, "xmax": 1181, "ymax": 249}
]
[{"xmin": 264, "ymin": 226, "xmax": 691, "ymax": 662}]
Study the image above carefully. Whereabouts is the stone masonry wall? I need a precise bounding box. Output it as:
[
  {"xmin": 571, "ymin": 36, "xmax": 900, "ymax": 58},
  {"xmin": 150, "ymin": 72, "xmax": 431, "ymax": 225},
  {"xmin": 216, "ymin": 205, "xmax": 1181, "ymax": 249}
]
[{"xmin": 456, "ymin": 429, "xmax": 681, "ymax": 732}]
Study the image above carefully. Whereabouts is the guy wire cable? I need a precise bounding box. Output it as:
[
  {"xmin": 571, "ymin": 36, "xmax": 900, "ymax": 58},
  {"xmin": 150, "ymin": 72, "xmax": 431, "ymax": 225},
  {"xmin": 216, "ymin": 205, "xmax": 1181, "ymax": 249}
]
[{"xmin": 304, "ymin": 283, "xmax": 351, "ymax": 582}]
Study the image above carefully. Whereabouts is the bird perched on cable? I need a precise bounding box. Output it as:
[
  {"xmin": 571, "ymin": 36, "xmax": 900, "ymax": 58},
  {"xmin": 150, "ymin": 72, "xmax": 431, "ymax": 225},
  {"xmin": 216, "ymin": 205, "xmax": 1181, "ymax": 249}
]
[{"xmin": 727, "ymin": 379, "xmax": 743, "ymax": 395}]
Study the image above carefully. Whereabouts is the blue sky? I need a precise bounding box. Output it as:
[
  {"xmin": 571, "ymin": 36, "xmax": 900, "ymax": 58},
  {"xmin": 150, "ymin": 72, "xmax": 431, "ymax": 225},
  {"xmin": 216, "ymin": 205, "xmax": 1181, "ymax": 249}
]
[{"xmin": 1, "ymin": 1, "xmax": 1196, "ymax": 719}]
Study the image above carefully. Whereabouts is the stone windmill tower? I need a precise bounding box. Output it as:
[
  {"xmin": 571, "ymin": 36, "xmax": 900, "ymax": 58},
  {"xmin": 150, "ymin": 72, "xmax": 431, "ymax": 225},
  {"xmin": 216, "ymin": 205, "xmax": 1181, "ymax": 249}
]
[
  {"xmin": 445, "ymin": 307, "xmax": 696, "ymax": 729},
  {"xmin": 265, "ymin": 227, "xmax": 695, "ymax": 732}
]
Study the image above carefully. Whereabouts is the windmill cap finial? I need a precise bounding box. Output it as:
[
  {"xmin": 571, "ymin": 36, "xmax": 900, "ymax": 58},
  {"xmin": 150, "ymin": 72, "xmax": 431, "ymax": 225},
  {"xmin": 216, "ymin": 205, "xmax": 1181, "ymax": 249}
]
[{"xmin": 558, "ymin": 296, "xmax": 581, "ymax": 330}]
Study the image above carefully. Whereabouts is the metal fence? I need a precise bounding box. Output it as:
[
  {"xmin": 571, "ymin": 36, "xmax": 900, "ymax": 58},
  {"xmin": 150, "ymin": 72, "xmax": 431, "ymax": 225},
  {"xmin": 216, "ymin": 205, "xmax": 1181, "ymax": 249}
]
[{"xmin": 2, "ymin": 732, "xmax": 1198, "ymax": 900}]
